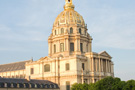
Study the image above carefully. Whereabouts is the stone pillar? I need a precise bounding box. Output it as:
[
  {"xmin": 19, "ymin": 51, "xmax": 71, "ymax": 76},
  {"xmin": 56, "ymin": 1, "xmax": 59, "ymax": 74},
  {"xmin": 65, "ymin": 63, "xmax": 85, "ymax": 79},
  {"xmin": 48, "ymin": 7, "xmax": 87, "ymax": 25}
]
[
  {"xmin": 66, "ymin": 39, "xmax": 69, "ymax": 52},
  {"xmin": 101, "ymin": 59, "xmax": 103, "ymax": 72},
  {"xmin": 75, "ymin": 38, "xmax": 78, "ymax": 51},
  {"xmin": 78, "ymin": 39, "xmax": 80, "ymax": 52},
  {"xmin": 90, "ymin": 59, "xmax": 92, "ymax": 71},
  {"xmin": 64, "ymin": 38, "xmax": 66, "ymax": 51},
  {"xmin": 92, "ymin": 58, "xmax": 94, "ymax": 72},
  {"xmin": 110, "ymin": 61, "xmax": 111, "ymax": 73},
  {"xmin": 106, "ymin": 60, "xmax": 108, "ymax": 72},
  {"xmin": 108, "ymin": 61, "xmax": 110, "ymax": 72},
  {"xmin": 95, "ymin": 58, "xmax": 97, "ymax": 72},
  {"xmin": 99, "ymin": 58, "xmax": 101, "ymax": 72}
]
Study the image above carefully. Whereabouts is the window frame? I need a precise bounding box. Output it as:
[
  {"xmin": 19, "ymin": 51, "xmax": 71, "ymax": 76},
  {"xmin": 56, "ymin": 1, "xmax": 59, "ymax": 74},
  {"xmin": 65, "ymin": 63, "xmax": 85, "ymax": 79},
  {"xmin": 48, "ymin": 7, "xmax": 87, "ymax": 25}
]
[
  {"xmin": 30, "ymin": 68, "xmax": 34, "ymax": 75},
  {"xmin": 65, "ymin": 63, "xmax": 70, "ymax": 71},
  {"xmin": 80, "ymin": 43, "xmax": 83, "ymax": 52},
  {"xmin": 82, "ymin": 63, "xmax": 85, "ymax": 70},
  {"xmin": 70, "ymin": 43, "xmax": 74, "ymax": 52},
  {"xmin": 79, "ymin": 28, "xmax": 81, "ymax": 34},
  {"xmin": 61, "ymin": 28, "xmax": 64, "ymax": 34},
  {"xmin": 60, "ymin": 43, "xmax": 64, "ymax": 52},
  {"xmin": 55, "ymin": 30, "xmax": 57, "ymax": 35},
  {"xmin": 70, "ymin": 27, "xmax": 73, "ymax": 34},
  {"xmin": 66, "ymin": 81, "xmax": 70, "ymax": 90},
  {"xmin": 44, "ymin": 64, "xmax": 50, "ymax": 72},
  {"xmin": 54, "ymin": 44, "xmax": 56, "ymax": 53}
]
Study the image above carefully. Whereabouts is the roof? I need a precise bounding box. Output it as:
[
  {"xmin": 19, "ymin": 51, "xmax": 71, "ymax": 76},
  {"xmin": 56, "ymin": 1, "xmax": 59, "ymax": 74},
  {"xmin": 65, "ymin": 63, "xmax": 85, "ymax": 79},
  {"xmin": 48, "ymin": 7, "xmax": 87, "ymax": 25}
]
[
  {"xmin": 0, "ymin": 78, "xmax": 59, "ymax": 89},
  {"xmin": 0, "ymin": 60, "xmax": 32, "ymax": 72}
]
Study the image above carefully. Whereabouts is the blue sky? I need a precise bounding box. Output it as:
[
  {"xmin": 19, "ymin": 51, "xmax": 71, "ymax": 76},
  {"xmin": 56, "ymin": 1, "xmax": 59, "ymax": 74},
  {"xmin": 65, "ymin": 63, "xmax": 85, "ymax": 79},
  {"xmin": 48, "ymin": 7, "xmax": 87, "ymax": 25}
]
[{"xmin": 0, "ymin": 0, "xmax": 135, "ymax": 81}]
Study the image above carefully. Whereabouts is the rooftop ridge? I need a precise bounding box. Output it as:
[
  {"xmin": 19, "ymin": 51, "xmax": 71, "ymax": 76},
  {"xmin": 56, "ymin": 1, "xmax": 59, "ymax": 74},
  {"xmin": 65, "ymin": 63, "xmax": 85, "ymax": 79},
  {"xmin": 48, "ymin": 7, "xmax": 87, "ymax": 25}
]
[{"xmin": 0, "ymin": 60, "xmax": 32, "ymax": 66}]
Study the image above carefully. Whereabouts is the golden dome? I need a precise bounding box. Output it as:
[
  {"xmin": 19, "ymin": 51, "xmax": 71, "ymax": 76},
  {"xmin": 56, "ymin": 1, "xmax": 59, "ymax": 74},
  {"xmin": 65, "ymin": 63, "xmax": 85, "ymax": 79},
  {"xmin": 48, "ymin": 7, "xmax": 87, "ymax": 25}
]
[{"xmin": 53, "ymin": 0, "xmax": 85, "ymax": 27}]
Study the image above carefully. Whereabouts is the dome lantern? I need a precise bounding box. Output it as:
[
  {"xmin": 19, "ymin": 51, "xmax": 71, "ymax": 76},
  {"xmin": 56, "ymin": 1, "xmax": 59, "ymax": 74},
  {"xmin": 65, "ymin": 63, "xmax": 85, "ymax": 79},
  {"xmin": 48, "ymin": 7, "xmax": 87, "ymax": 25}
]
[{"xmin": 64, "ymin": 0, "xmax": 75, "ymax": 10}]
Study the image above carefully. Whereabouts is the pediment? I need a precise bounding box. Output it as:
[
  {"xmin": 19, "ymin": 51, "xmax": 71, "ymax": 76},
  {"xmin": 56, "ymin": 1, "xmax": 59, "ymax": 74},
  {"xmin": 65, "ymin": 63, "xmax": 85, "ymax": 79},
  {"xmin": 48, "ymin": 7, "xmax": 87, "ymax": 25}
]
[
  {"xmin": 38, "ymin": 56, "xmax": 52, "ymax": 62},
  {"xmin": 99, "ymin": 51, "xmax": 112, "ymax": 58}
]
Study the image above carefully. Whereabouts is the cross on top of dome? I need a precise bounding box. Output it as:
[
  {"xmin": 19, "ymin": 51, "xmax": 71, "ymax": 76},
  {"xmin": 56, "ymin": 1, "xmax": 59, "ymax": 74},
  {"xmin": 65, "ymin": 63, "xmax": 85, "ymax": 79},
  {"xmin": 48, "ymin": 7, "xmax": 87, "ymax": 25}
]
[
  {"xmin": 64, "ymin": 0, "xmax": 74, "ymax": 10},
  {"xmin": 66, "ymin": 0, "xmax": 72, "ymax": 4}
]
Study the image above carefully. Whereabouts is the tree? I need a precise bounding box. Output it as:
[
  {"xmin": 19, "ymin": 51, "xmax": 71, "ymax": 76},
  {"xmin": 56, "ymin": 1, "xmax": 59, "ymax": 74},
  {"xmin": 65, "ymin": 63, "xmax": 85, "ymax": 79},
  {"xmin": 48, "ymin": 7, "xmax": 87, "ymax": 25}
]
[
  {"xmin": 123, "ymin": 80, "xmax": 135, "ymax": 90},
  {"xmin": 71, "ymin": 77, "xmax": 135, "ymax": 90},
  {"xmin": 94, "ymin": 76, "xmax": 121, "ymax": 90}
]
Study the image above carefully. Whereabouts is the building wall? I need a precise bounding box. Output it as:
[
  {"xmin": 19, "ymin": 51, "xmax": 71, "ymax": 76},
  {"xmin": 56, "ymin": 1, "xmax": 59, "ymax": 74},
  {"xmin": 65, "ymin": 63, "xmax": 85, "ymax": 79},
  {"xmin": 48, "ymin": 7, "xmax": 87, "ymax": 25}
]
[{"xmin": 0, "ymin": 70, "xmax": 25, "ymax": 78}]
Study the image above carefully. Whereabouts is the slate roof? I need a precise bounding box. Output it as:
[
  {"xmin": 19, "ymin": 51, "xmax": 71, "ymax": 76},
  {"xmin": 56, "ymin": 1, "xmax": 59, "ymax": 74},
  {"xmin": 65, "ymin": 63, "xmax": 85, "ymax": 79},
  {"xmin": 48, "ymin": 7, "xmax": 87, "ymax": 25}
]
[
  {"xmin": 0, "ymin": 60, "xmax": 32, "ymax": 72},
  {"xmin": 0, "ymin": 78, "xmax": 59, "ymax": 89}
]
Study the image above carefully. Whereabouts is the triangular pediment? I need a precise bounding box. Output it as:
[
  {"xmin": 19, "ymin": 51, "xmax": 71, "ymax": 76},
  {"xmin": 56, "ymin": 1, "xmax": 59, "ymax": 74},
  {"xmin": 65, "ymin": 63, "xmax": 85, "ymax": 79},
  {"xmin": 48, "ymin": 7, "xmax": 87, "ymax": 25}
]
[
  {"xmin": 38, "ymin": 56, "xmax": 52, "ymax": 62},
  {"xmin": 99, "ymin": 51, "xmax": 112, "ymax": 58}
]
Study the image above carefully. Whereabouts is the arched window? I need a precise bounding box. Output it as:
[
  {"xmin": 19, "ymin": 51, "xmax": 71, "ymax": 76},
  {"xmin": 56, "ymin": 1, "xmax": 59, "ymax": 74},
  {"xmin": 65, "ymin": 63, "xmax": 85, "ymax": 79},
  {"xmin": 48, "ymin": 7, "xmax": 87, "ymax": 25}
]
[
  {"xmin": 70, "ymin": 43, "xmax": 74, "ymax": 52},
  {"xmin": 55, "ymin": 30, "xmax": 57, "ymax": 35},
  {"xmin": 60, "ymin": 43, "xmax": 64, "ymax": 52},
  {"xmin": 44, "ymin": 64, "xmax": 50, "ymax": 72},
  {"xmin": 54, "ymin": 44, "xmax": 56, "ymax": 53},
  {"xmin": 65, "ymin": 63, "xmax": 70, "ymax": 71},
  {"xmin": 70, "ymin": 27, "xmax": 73, "ymax": 34},
  {"xmin": 79, "ymin": 28, "xmax": 81, "ymax": 34},
  {"xmin": 61, "ymin": 28, "xmax": 64, "ymax": 34}
]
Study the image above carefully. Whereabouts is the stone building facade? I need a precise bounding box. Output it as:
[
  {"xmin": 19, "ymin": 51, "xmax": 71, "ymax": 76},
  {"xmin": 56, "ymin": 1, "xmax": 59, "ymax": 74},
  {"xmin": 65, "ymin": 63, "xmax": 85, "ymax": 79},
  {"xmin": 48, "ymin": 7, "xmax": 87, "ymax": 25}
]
[{"xmin": 0, "ymin": 0, "xmax": 114, "ymax": 90}]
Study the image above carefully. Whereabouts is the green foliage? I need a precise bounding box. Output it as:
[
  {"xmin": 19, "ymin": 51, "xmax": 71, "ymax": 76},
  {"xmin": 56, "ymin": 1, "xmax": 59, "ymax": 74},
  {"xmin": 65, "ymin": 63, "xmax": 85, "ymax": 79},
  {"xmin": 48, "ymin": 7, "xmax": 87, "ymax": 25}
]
[
  {"xmin": 71, "ymin": 77, "xmax": 135, "ymax": 90},
  {"xmin": 123, "ymin": 80, "xmax": 135, "ymax": 90},
  {"xmin": 71, "ymin": 83, "xmax": 89, "ymax": 90}
]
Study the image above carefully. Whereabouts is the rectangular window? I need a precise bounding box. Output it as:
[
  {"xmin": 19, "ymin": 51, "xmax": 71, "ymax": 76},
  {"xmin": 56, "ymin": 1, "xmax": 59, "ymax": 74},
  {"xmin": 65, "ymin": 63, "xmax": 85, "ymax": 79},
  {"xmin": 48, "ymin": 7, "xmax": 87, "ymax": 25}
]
[
  {"xmin": 82, "ymin": 63, "xmax": 85, "ymax": 70},
  {"xmin": 66, "ymin": 81, "xmax": 70, "ymax": 90},
  {"xmin": 79, "ymin": 28, "xmax": 81, "ymax": 34},
  {"xmin": 61, "ymin": 29, "xmax": 64, "ymax": 34},
  {"xmin": 60, "ymin": 43, "xmax": 64, "ymax": 52},
  {"xmin": 31, "ymin": 68, "xmax": 34, "ymax": 74},
  {"xmin": 66, "ymin": 63, "xmax": 70, "ymax": 71},
  {"xmin": 80, "ymin": 43, "xmax": 83, "ymax": 52},
  {"xmin": 70, "ymin": 43, "xmax": 74, "ymax": 52},
  {"xmin": 54, "ymin": 45, "xmax": 56, "ymax": 53}
]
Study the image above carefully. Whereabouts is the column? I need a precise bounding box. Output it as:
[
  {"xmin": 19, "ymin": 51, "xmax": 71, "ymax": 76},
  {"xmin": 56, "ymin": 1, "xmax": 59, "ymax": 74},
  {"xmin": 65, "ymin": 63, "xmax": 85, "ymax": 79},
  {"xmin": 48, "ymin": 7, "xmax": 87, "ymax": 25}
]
[
  {"xmin": 90, "ymin": 59, "xmax": 92, "ymax": 71},
  {"xmin": 99, "ymin": 58, "xmax": 101, "ymax": 72},
  {"xmin": 108, "ymin": 61, "xmax": 110, "ymax": 72},
  {"xmin": 78, "ymin": 39, "xmax": 80, "ymax": 51},
  {"xmin": 66, "ymin": 39, "xmax": 69, "ymax": 52},
  {"xmin": 75, "ymin": 38, "xmax": 77, "ymax": 51},
  {"xmin": 92, "ymin": 58, "xmax": 94, "ymax": 72},
  {"xmin": 106, "ymin": 60, "xmax": 108, "ymax": 72},
  {"xmin": 95, "ymin": 58, "xmax": 97, "ymax": 72},
  {"xmin": 110, "ymin": 61, "xmax": 111, "ymax": 73},
  {"xmin": 64, "ymin": 38, "xmax": 66, "ymax": 51},
  {"xmin": 101, "ymin": 59, "xmax": 103, "ymax": 72}
]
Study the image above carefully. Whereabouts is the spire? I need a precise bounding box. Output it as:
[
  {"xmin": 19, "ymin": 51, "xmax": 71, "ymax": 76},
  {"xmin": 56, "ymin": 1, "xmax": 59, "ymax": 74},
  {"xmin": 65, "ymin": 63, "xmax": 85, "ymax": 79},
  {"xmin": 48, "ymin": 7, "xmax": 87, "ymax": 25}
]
[{"xmin": 64, "ymin": 0, "xmax": 75, "ymax": 10}]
